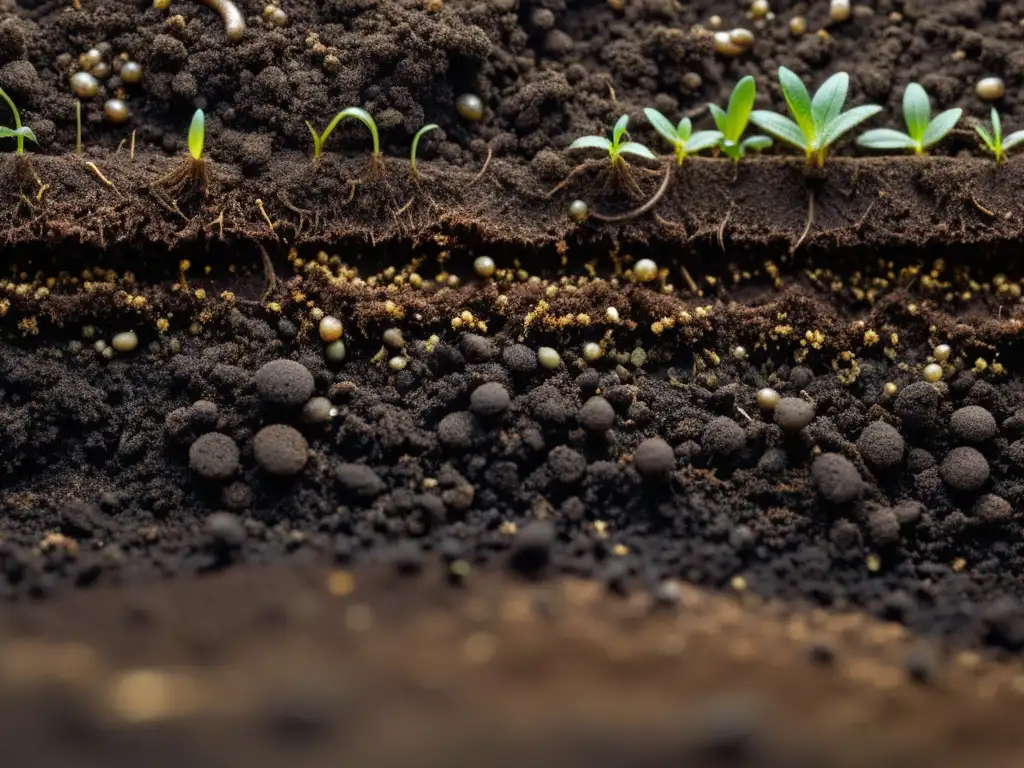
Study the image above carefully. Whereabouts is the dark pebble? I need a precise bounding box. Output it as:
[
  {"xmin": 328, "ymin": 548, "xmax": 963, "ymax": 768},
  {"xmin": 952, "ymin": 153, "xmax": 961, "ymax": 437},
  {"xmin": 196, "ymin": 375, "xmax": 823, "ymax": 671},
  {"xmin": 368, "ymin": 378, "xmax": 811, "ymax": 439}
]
[
  {"xmin": 788, "ymin": 366, "xmax": 814, "ymax": 389},
  {"xmin": 939, "ymin": 446, "xmax": 990, "ymax": 492},
  {"xmin": 652, "ymin": 580, "xmax": 681, "ymax": 607},
  {"xmin": 775, "ymin": 397, "xmax": 815, "ymax": 432},
  {"xmin": 220, "ymin": 481, "xmax": 254, "ymax": 510},
  {"xmin": 808, "ymin": 642, "xmax": 836, "ymax": 666},
  {"xmin": 906, "ymin": 448, "xmax": 936, "ymax": 473},
  {"xmin": 702, "ymin": 417, "xmax": 746, "ymax": 456},
  {"xmin": 509, "ymin": 521, "xmax": 555, "ymax": 578},
  {"xmin": 756, "ymin": 447, "xmax": 787, "ymax": 474},
  {"xmin": 547, "ymin": 445, "xmax": 586, "ymax": 485},
  {"xmin": 255, "ymin": 359, "xmax": 315, "ymax": 408},
  {"xmin": 894, "ymin": 381, "xmax": 939, "ymax": 428},
  {"xmin": 811, "ymin": 453, "xmax": 861, "ymax": 504},
  {"xmin": 972, "ymin": 493, "xmax": 1011, "ymax": 523},
  {"xmin": 502, "ymin": 343, "xmax": 537, "ymax": 376},
  {"xmin": 633, "ymin": 437, "xmax": 675, "ymax": 479},
  {"xmin": 437, "ymin": 411, "xmax": 477, "ymax": 450},
  {"xmin": 950, "ymin": 405, "xmax": 998, "ymax": 443},
  {"xmin": 335, "ymin": 463, "xmax": 386, "ymax": 499},
  {"xmin": 460, "ymin": 333, "xmax": 496, "ymax": 362},
  {"xmin": 388, "ymin": 541, "xmax": 425, "ymax": 576},
  {"xmin": 856, "ymin": 421, "xmax": 904, "ymax": 470},
  {"xmin": 866, "ymin": 505, "xmax": 900, "ymax": 546},
  {"xmin": 188, "ymin": 432, "xmax": 241, "ymax": 481},
  {"xmin": 253, "ymin": 425, "xmax": 309, "ymax": 476},
  {"xmin": 905, "ymin": 648, "xmax": 937, "ymax": 685},
  {"xmin": 469, "ymin": 382, "xmax": 511, "ymax": 416},
  {"xmin": 578, "ymin": 396, "xmax": 616, "ymax": 433}
]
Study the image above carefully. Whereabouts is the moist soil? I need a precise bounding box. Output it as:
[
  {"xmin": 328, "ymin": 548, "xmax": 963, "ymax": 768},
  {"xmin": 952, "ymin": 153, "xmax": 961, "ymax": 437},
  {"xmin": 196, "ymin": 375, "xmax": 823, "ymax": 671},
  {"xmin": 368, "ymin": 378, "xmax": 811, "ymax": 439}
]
[{"xmin": 6, "ymin": 0, "xmax": 1024, "ymax": 763}]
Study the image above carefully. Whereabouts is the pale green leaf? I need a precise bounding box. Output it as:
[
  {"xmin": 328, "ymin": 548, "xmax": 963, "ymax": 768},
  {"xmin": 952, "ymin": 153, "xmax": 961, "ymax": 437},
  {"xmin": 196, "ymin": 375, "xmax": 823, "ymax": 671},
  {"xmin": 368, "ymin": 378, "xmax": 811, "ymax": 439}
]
[
  {"xmin": 921, "ymin": 108, "xmax": 961, "ymax": 148},
  {"xmin": 902, "ymin": 83, "xmax": 930, "ymax": 142},
  {"xmin": 820, "ymin": 104, "xmax": 882, "ymax": 149},
  {"xmin": 188, "ymin": 109, "xmax": 205, "ymax": 161},
  {"xmin": 974, "ymin": 124, "xmax": 995, "ymax": 152},
  {"xmin": 725, "ymin": 75, "xmax": 756, "ymax": 142},
  {"xmin": 685, "ymin": 130, "xmax": 724, "ymax": 154},
  {"xmin": 741, "ymin": 135, "xmax": 772, "ymax": 152},
  {"xmin": 643, "ymin": 108, "xmax": 679, "ymax": 146},
  {"xmin": 1002, "ymin": 130, "xmax": 1024, "ymax": 151},
  {"xmin": 991, "ymin": 108, "xmax": 1002, "ymax": 144},
  {"xmin": 856, "ymin": 128, "xmax": 918, "ymax": 150},
  {"xmin": 750, "ymin": 110, "xmax": 808, "ymax": 151},
  {"xmin": 779, "ymin": 67, "xmax": 814, "ymax": 139},
  {"xmin": 569, "ymin": 135, "xmax": 613, "ymax": 153},
  {"xmin": 617, "ymin": 141, "xmax": 656, "ymax": 160},
  {"xmin": 676, "ymin": 117, "xmax": 693, "ymax": 140},
  {"xmin": 811, "ymin": 72, "xmax": 848, "ymax": 132},
  {"xmin": 612, "ymin": 114, "xmax": 629, "ymax": 146},
  {"xmin": 708, "ymin": 103, "xmax": 728, "ymax": 134},
  {"xmin": 0, "ymin": 125, "xmax": 36, "ymax": 143}
]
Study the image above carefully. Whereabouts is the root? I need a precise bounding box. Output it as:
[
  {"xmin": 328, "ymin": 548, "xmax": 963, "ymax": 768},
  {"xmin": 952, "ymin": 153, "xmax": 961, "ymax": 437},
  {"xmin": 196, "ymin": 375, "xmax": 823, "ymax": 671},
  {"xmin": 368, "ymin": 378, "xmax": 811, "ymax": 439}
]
[
  {"xmin": 545, "ymin": 158, "xmax": 604, "ymax": 198},
  {"xmin": 259, "ymin": 245, "xmax": 277, "ymax": 302},
  {"xmin": 85, "ymin": 161, "xmax": 121, "ymax": 196},
  {"xmin": 206, "ymin": 210, "xmax": 225, "ymax": 239},
  {"xmin": 791, "ymin": 189, "xmax": 815, "ymax": 255},
  {"xmin": 591, "ymin": 163, "xmax": 672, "ymax": 223},
  {"xmin": 717, "ymin": 204, "xmax": 733, "ymax": 251},
  {"xmin": 278, "ymin": 190, "xmax": 311, "ymax": 234},
  {"xmin": 970, "ymin": 194, "xmax": 996, "ymax": 219},
  {"xmin": 853, "ymin": 200, "xmax": 876, "ymax": 231},
  {"xmin": 680, "ymin": 264, "xmax": 699, "ymax": 293},
  {"xmin": 256, "ymin": 198, "xmax": 278, "ymax": 239},
  {"xmin": 157, "ymin": 157, "xmax": 208, "ymax": 201},
  {"xmin": 467, "ymin": 144, "xmax": 493, "ymax": 188}
]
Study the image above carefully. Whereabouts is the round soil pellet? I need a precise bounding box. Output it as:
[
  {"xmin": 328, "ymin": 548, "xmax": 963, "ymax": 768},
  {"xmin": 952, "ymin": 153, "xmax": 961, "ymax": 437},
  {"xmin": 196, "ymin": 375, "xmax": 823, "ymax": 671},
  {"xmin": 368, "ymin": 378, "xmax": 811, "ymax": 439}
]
[
  {"xmin": 775, "ymin": 398, "xmax": 815, "ymax": 433},
  {"xmin": 811, "ymin": 453, "xmax": 861, "ymax": 504},
  {"xmin": 469, "ymin": 382, "xmax": 511, "ymax": 416},
  {"xmin": 437, "ymin": 411, "xmax": 477, "ymax": 450},
  {"xmin": 188, "ymin": 432, "xmax": 240, "ymax": 481},
  {"xmin": 547, "ymin": 445, "xmax": 586, "ymax": 485},
  {"xmin": 509, "ymin": 520, "xmax": 555, "ymax": 578},
  {"xmin": 702, "ymin": 417, "xmax": 746, "ymax": 456},
  {"xmin": 502, "ymin": 344, "xmax": 537, "ymax": 376},
  {"xmin": 336, "ymin": 463, "xmax": 386, "ymax": 499},
  {"xmin": 856, "ymin": 421, "xmax": 905, "ymax": 469},
  {"xmin": 255, "ymin": 359, "xmax": 315, "ymax": 408},
  {"xmin": 950, "ymin": 405, "xmax": 998, "ymax": 443},
  {"xmin": 578, "ymin": 396, "xmax": 616, "ymax": 433},
  {"xmin": 894, "ymin": 381, "xmax": 939, "ymax": 428},
  {"xmin": 634, "ymin": 437, "xmax": 675, "ymax": 479},
  {"xmin": 940, "ymin": 446, "xmax": 990, "ymax": 492},
  {"xmin": 253, "ymin": 424, "xmax": 309, "ymax": 476},
  {"xmin": 973, "ymin": 494, "xmax": 1012, "ymax": 523}
]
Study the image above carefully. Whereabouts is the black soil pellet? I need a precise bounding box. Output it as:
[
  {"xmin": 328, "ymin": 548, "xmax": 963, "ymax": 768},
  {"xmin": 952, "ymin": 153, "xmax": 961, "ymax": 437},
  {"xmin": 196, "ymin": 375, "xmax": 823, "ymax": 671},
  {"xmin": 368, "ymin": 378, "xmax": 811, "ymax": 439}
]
[
  {"xmin": 633, "ymin": 437, "xmax": 675, "ymax": 479},
  {"xmin": 255, "ymin": 359, "xmax": 315, "ymax": 408},
  {"xmin": 253, "ymin": 425, "xmax": 309, "ymax": 476},
  {"xmin": 950, "ymin": 405, "xmax": 998, "ymax": 443},
  {"xmin": 547, "ymin": 445, "xmax": 586, "ymax": 485},
  {"xmin": 811, "ymin": 453, "xmax": 861, "ymax": 504},
  {"xmin": 856, "ymin": 421, "xmax": 905, "ymax": 470},
  {"xmin": 939, "ymin": 446, "xmax": 990, "ymax": 492},
  {"xmin": 469, "ymin": 382, "xmax": 511, "ymax": 416},
  {"xmin": 775, "ymin": 398, "xmax": 815, "ymax": 433},
  {"xmin": 501, "ymin": 344, "xmax": 537, "ymax": 376},
  {"xmin": 437, "ymin": 411, "xmax": 477, "ymax": 449},
  {"xmin": 578, "ymin": 396, "xmax": 616, "ymax": 433},
  {"xmin": 702, "ymin": 417, "xmax": 746, "ymax": 456},
  {"xmin": 188, "ymin": 432, "xmax": 241, "ymax": 481},
  {"xmin": 335, "ymin": 463, "xmax": 386, "ymax": 500},
  {"xmin": 509, "ymin": 520, "xmax": 555, "ymax": 578}
]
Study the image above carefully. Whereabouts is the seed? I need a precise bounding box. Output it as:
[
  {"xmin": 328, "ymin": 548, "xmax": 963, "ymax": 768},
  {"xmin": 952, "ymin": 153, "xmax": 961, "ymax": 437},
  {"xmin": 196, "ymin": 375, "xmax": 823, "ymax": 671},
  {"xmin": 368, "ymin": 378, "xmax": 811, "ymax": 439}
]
[
  {"xmin": 976, "ymin": 77, "xmax": 1005, "ymax": 101},
  {"xmin": 732, "ymin": 345, "xmax": 747, "ymax": 361},
  {"xmin": 750, "ymin": 0, "xmax": 769, "ymax": 18},
  {"xmin": 830, "ymin": 0, "xmax": 851, "ymax": 22},
  {"xmin": 94, "ymin": 340, "xmax": 107, "ymax": 353},
  {"xmin": 756, "ymin": 387, "xmax": 780, "ymax": 410},
  {"xmin": 154, "ymin": 0, "xmax": 171, "ymax": 8},
  {"xmin": 933, "ymin": 343, "xmax": 952, "ymax": 363},
  {"xmin": 456, "ymin": 93, "xmax": 484, "ymax": 121},
  {"xmin": 111, "ymin": 331, "xmax": 138, "ymax": 352},
  {"xmin": 713, "ymin": 31, "xmax": 744, "ymax": 57},
  {"xmin": 120, "ymin": 61, "xmax": 143, "ymax": 84},
  {"xmin": 302, "ymin": 396, "xmax": 334, "ymax": 424},
  {"xmin": 383, "ymin": 328, "xmax": 405, "ymax": 348},
  {"xmin": 319, "ymin": 315, "xmax": 343, "ymax": 343},
  {"xmin": 473, "ymin": 255, "xmax": 496, "ymax": 278},
  {"xmin": 634, "ymin": 258, "xmax": 658, "ymax": 282},
  {"xmin": 605, "ymin": 306, "xmax": 620, "ymax": 323},
  {"xmin": 91, "ymin": 61, "xmax": 111, "ymax": 80},
  {"xmin": 568, "ymin": 199, "xmax": 589, "ymax": 222},
  {"xmin": 537, "ymin": 346, "xmax": 561, "ymax": 370},
  {"xmin": 682, "ymin": 72, "xmax": 703, "ymax": 90},
  {"xmin": 923, "ymin": 363, "xmax": 943, "ymax": 383},
  {"xmin": 269, "ymin": 8, "xmax": 288, "ymax": 26},
  {"xmin": 583, "ymin": 342, "xmax": 603, "ymax": 362},
  {"xmin": 708, "ymin": 14, "xmax": 723, "ymax": 28},
  {"xmin": 104, "ymin": 98, "xmax": 130, "ymax": 123},
  {"xmin": 82, "ymin": 48, "xmax": 103, "ymax": 69},
  {"xmin": 70, "ymin": 71, "xmax": 100, "ymax": 98},
  {"xmin": 789, "ymin": 15, "xmax": 807, "ymax": 35},
  {"xmin": 389, "ymin": 356, "xmax": 408, "ymax": 371},
  {"xmin": 729, "ymin": 28, "xmax": 755, "ymax": 48},
  {"xmin": 883, "ymin": 382, "xmax": 898, "ymax": 397},
  {"xmin": 325, "ymin": 340, "xmax": 347, "ymax": 362}
]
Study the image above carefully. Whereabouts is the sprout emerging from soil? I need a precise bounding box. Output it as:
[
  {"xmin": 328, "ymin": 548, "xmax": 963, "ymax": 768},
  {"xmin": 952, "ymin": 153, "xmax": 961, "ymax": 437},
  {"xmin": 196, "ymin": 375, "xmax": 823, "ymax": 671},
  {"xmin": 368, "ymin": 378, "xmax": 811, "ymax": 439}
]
[
  {"xmin": 0, "ymin": 86, "xmax": 38, "ymax": 155},
  {"xmin": 708, "ymin": 76, "xmax": 772, "ymax": 162},
  {"xmin": 857, "ymin": 83, "xmax": 961, "ymax": 155},
  {"xmin": 188, "ymin": 108, "xmax": 205, "ymax": 161},
  {"xmin": 751, "ymin": 67, "xmax": 881, "ymax": 166},
  {"xmin": 157, "ymin": 108, "xmax": 210, "ymax": 198},
  {"xmin": 410, "ymin": 123, "xmax": 439, "ymax": 180},
  {"xmin": 306, "ymin": 107, "xmax": 381, "ymax": 166},
  {"xmin": 975, "ymin": 109, "xmax": 1024, "ymax": 163},
  {"xmin": 643, "ymin": 108, "xmax": 722, "ymax": 165},
  {"xmin": 569, "ymin": 114, "xmax": 655, "ymax": 169}
]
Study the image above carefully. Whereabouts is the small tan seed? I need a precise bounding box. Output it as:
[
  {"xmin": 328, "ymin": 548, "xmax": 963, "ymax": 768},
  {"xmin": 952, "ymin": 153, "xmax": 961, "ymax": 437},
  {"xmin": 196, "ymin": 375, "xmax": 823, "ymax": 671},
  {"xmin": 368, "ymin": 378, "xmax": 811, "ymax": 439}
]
[
  {"xmin": 104, "ymin": 98, "xmax": 130, "ymax": 123},
  {"xmin": 111, "ymin": 331, "xmax": 139, "ymax": 352},
  {"xmin": 319, "ymin": 316, "xmax": 343, "ymax": 343},
  {"xmin": 933, "ymin": 343, "xmax": 952, "ymax": 363},
  {"xmin": 120, "ymin": 61, "xmax": 144, "ymax": 83},
  {"xmin": 569, "ymin": 199, "xmax": 589, "ymax": 222},
  {"xmin": 456, "ymin": 93, "xmax": 484, "ymax": 121},
  {"xmin": 538, "ymin": 347, "xmax": 561, "ymax": 370},
  {"xmin": 976, "ymin": 77, "xmax": 1005, "ymax": 101},
  {"xmin": 729, "ymin": 28, "xmax": 755, "ymax": 49},
  {"xmin": 923, "ymin": 363, "xmax": 943, "ymax": 383},
  {"xmin": 70, "ymin": 71, "xmax": 100, "ymax": 98},
  {"xmin": 713, "ymin": 31, "xmax": 744, "ymax": 57},
  {"xmin": 473, "ymin": 256, "xmax": 496, "ymax": 278},
  {"xmin": 634, "ymin": 258, "xmax": 658, "ymax": 283},
  {"xmin": 756, "ymin": 387, "xmax": 780, "ymax": 410},
  {"xmin": 830, "ymin": 0, "xmax": 851, "ymax": 22},
  {"xmin": 751, "ymin": 0, "xmax": 769, "ymax": 19},
  {"xmin": 789, "ymin": 16, "xmax": 807, "ymax": 35}
]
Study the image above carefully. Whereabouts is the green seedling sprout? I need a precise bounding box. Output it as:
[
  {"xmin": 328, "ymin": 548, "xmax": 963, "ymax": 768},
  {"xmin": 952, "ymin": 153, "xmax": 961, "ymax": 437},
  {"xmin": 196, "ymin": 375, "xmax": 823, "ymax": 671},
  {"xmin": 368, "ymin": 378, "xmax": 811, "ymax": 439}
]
[
  {"xmin": 0, "ymin": 86, "xmax": 38, "ymax": 155},
  {"xmin": 306, "ymin": 107, "xmax": 380, "ymax": 164},
  {"xmin": 751, "ymin": 67, "xmax": 881, "ymax": 166},
  {"xmin": 410, "ymin": 123, "xmax": 439, "ymax": 180},
  {"xmin": 975, "ymin": 108, "xmax": 1024, "ymax": 163},
  {"xmin": 188, "ymin": 108, "xmax": 205, "ymax": 161},
  {"xmin": 708, "ymin": 76, "xmax": 772, "ymax": 161},
  {"xmin": 75, "ymin": 100, "xmax": 82, "ymax": 156},
  {"xmin": 642, "ymin": 108, "xmax": 722, "ymax": 165},
  {"xmin": 857, "ymin": 83, "xmax": 961, "ymax": 155},
  {"xmin": 569, "ymin": 114, "xmax": 656, "ymax": 168}
]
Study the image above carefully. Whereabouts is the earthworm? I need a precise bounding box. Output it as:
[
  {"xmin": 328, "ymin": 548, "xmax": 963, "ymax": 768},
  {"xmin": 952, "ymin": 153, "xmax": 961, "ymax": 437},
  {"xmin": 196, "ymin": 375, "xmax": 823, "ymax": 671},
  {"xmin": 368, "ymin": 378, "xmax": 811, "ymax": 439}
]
[{"xmin": 199, "ymin": 0, "xmax": 246, "ymax": 42}]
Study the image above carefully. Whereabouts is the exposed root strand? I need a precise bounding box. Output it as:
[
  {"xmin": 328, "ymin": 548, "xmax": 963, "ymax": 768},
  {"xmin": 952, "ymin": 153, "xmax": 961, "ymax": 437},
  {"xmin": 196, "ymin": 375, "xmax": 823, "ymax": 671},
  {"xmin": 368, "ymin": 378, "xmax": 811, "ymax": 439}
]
[{"xmin": 591, "ymin": 163, "xmax": 672, "ymax": 223}]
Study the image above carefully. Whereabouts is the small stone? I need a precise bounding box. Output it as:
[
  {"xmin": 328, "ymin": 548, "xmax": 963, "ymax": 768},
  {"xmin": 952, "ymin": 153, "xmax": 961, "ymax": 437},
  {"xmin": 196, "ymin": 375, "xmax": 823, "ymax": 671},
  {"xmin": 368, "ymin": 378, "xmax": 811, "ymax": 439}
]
[
  {"xmin": 950, "ymin": 405, "xmax": 997, "ymax": 443},
  {"xmin": 972, "ymin": 494, "xmax": 1011, "ymax": 523},
  {"xmin": 547, "ymin": 445, "xmax": 586, "ymax": 485},
  {"xmin": 253, "ymin": 425, "xmax": 309, "ymax": 476},
  {"xmin": 437, "ymin": 411, "xmax": 477, "ymax": 450},
  {"xmin": 775, "ymin": 397, "xmax": 815, "ymax": 432},
  {"xmin": 811, "ymin": 453, "xmax": 861, "ymax": 504},
  {"xmin": 702, "ymin": 417, "xmax": 746, "ymax": 456},
  {"xmin": 940, "ymin": 446, "xmax": 990, "ymax": 492},
  {"xmin": 503, "ymin": 344, "xmax": 538, "ymax": 376},
  {"xmin": 469, "ymin": 382, "xmax": 511, "ymax": 416},
  {"xmin": 856, "ymin": 421, "xmax": 905, "ymax": 469},
  {"xmin": 188, "ymin": 433, "xmax": 240, "ymax": 481},
  {"xmin": 335, "ymin": 463, "xmax": 386, "ymax": 499},
  {"xmin": 578, "ymin": 396, "xmax": 616, "ymax": 433},
  {"xmin": 255, "ymin": 359, "xmax": 315, "ymax": 408},
  {"xmin": 633, "ymin": 437, "xmax": 674, "ymax": 479},
  {"xmin": 460, "ymin": 333, "xmax": 496, "ymax": 362}
]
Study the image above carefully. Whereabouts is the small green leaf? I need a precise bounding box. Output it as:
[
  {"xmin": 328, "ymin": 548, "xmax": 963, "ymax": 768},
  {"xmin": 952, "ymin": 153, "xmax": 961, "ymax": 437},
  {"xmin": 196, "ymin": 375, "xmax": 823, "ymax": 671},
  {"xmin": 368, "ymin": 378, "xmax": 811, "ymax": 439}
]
[
  {"xmin": 725, "ymin": 75, "xmax": 756, "ymax": 142},
  {"xmin": 811, "ymin": 72, "xmax": 849, "ymax": 132},
  {"xmin": 741, "ymin": 135, "xmax": 772, "ymax": 153},
  {"xmin": 902, "ymin": 83, "xmax": 930, "ymax": 142},
  {"xmin": 410, "ymin": 123, "xmax": 440, "ymax": 177},
  {"xmin": 617, "ymin": 141, "xmax": 656, "ymax": 161},
  {"xmin": 0, "ymin": 125, "xmax": 36, "ymax": 143},
  {"xmin": 974, "ymin": 124, "xmax": 995, "ymax": 152},
  {"xmin": 778, "ymin": 66, "xmax": 814, "ymax": 139},
  {"xmin": 820, "ymin": 104, "xmax": 882, "ymax": 149},
  {"xmin": 1003, "ymin": 130, "xmax": 1024, "ymax": 151},
  {"xmin": 708, "ymin": 103, "xmax": 728, "ymax": 134},
  {"xmin": 921, "ymin": 108, "xmax": 961, "ymax": 148},
  {"xmin": 569, "ymin": 135, "xmax": 613, "ymax": 153},
  {"xmin": 685, "ymin": 130, "xmax": 724, "ymax": 154},
  {"xmin": 676, "ymin": 117, "xmax": 693, "ymax": 141},
  {"xmin": 750, "ymin": 110, "xmax": 808, "ymax": 151},
  {"xmin": 188, "ymin": 108, "xmax": 205, "ymax": 161},
  {"xmin": 991, "ymin": 108, "xmax": 1002, "ymax": 144},
  {"xmin": 612, "ymin": 114, "xmax": 629, "ymax": 146},
  {"xmin": 857, "ymin": 128, "xmax": 918, "ymax": 150},
  {"xmin": 643, "ymin": 108, "xmax": 680, "ymax": 146}
]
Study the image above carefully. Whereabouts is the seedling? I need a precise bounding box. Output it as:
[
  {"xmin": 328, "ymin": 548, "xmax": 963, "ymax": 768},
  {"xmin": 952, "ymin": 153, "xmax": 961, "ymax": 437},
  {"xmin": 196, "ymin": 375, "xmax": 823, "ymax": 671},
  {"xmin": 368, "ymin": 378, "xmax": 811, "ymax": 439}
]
[
  {"xmin": 0, "ymin": 86, "xmax": 37, "ymax": 155},
  {"xmin": 708, "ymin": 76, "xmax": 772, "ymax": 161},
  {"xmin": 857, "ymin": 83, "xmax": 962, "ymax": 154},
  {"xmin": 975, "ymin": 108, "xmax": 1024, "ymax": 163},
  {"xmin": 751, "ymin": 67, "xmax": 881, "ymax": 166},
  {"xmin": 306, "ymin": 107, "xmax": 381, "ymax": 167},
  {"xmin": 188, "ymin": 107, "xmax": 205, "ymax": 161},
  {"xmin": 410, "ymin": 123, "xmax": 439, "ymax": 180},
  {"xmin": 642, "ymin": 108, "xmax": 722, "ymax": 165},
  {"xmin": 157, "ymin": 108, "xmax": 210, "ymax": 198},
  {"xmin": 569, "ymin": 114, "xmax": 656, "ymax": 168}
]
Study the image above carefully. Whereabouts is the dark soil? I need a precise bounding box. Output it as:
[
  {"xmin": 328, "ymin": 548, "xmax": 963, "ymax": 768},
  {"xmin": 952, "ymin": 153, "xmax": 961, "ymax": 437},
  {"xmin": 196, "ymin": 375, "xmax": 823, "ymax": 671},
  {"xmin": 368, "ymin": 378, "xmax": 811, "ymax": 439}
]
[{"xmin": 6, "ymin": 0, "xmax": 1024, "ymax": 762}]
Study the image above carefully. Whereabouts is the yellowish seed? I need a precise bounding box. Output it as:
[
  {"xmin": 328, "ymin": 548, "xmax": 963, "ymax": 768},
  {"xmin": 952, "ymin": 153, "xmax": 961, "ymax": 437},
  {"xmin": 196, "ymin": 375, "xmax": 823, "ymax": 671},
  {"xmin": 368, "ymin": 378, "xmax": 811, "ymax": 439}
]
[
  {"xmin": 111, "ymin": 331, "xmax": 139, "ymax": 352},
  {"xmin": 729, "ymin": 28, "xmax": 755, "ymax": 48},
  {"xmin": 976, "ymin": 77, "xmax": 1005, "ymax": 101},
  {"xmin": 473, "ymin": 256, "xmax": 496, "ymax": 278},
  {"xmin": 756, "ymin": 387, "xmax": 780, "ymax": 410},
  {"xmin": 923, "ymin": 363, "xmax": 943, "ymax": 383},
  {"xmin": 933, "ymin": 343, "xmax": 952, "ymax": 363},
  {"xmin": 883, "ymin": 382, "xmax": 898, "ymax": 397},
  {"xmin": 455, "ymin": 93, "xmax": 484, "ymax": 121},
  {"xmin": 789, "ymin": 15, "xmax": 807, "ymax": 35},
  {"xmin": 568, "ymin": 199, "xmax": 589, "ymax": 222},
  {"xmin": 751, "ymin": 0, "xmax": 769, "ymax": 19},
  {"xmin": 104, "ymin": 98, "xmax": 130, "ymax": 123},
  {"xmin": 319, "ymin": 316, "xmax": 343, "ymax": 343},
  {"xmin": 830, "ymin": 0, "xmax": 851, "ymax": 22},
  {"xmin": 713, "ymin": 31, "xmax": 744, "ymax": 57},
  {"xmin": 634, "ymin": 258, "xmax": 658, "ymax": 283}
]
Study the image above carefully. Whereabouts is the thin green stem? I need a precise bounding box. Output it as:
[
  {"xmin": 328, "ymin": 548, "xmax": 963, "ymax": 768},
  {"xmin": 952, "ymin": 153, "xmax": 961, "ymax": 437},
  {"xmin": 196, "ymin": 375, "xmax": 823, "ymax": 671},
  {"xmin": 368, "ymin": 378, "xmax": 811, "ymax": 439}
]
[
  {"xmin": 410, "ymin": 123, "xmax": 439, "ymax": 179},
  {"xmin": 308, "ymin": 107, "xmax": 379, "ymax": 161},
  {"xmin": 75, "ymin": 100, "xmax": 82, "ymax": 156},
  {"xmin": 0, "ymin": 86, "xmax": 24, "ymax": 155}
]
